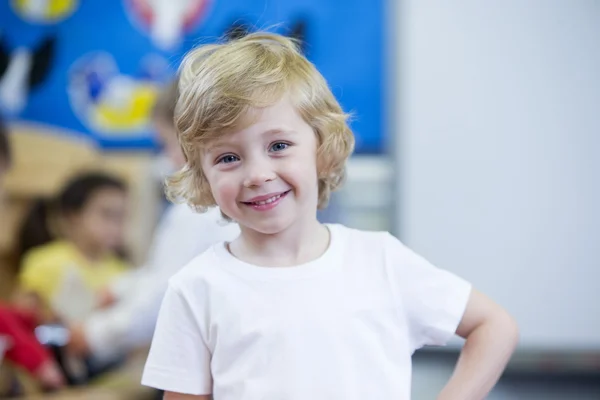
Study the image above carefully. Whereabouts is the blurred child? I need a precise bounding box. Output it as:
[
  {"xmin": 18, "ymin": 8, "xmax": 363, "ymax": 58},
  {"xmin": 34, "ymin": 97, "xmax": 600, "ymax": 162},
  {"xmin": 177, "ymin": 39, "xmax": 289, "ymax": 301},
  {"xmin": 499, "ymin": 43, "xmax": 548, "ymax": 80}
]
[
  {"xmin": 0, "ymin": 117, "xmax": 65, "ymax": 391},
  {"xmin": 142, "ymin": 33, "xmax": 519, "ymax": 400},
  {"xmin": 17, "ymin": 172, "xmax": 130, "ymax": 324}
]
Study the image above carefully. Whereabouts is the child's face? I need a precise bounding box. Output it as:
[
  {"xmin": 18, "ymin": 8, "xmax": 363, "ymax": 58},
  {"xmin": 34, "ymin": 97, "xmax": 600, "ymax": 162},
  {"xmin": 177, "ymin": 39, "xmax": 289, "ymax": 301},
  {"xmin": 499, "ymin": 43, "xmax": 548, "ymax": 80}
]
[
  {"xmin": 69, "ymin": 187, "xmax": 128, "ymax": 253},
  {"xmin": 201, "ymin": 97, "xmax": 319, "ymax": 235}
]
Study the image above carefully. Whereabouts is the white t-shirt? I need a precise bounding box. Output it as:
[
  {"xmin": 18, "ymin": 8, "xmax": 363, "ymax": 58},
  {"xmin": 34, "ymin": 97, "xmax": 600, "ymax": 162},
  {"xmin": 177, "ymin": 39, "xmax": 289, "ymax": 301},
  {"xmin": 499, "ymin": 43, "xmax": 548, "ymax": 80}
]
[{"xmin": 141, "ymin": 224, "xmax": 471, "ymax": 399}]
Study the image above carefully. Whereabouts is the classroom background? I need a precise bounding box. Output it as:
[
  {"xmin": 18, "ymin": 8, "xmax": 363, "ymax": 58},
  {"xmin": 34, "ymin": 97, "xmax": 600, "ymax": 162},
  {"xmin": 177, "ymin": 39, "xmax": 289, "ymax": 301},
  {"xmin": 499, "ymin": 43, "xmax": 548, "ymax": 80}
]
[{"xmin": 0, "ymin": 0, "xmax": 598, "ymax": 398}]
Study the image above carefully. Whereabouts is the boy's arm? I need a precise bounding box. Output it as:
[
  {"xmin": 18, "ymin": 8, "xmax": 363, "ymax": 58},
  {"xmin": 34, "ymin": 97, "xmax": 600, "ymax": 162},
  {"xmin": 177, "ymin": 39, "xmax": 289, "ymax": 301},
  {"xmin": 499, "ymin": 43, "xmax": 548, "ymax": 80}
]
[
  {"xmin": 164, "ymin": 392, "xmax": 211, "ymax": 400},
  {"xmin": 437, "ymin": 289, "xmax": 519, "ymax": 400}
]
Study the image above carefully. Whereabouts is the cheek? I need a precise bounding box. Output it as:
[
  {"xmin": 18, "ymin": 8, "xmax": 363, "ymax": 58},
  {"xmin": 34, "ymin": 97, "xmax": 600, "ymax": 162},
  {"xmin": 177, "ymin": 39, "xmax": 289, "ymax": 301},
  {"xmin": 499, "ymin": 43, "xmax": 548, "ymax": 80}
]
[
  {"xmin": 77, "ymin": 213, "xmax": 104, "ymax": 241},
  {"xmin": 208, "ymin": 174, "xmax": 239, "ymax": 205},
  {"xmin": 84, "ymin": 211, "xmax": 120, "ymax": 239},
  {"xmin": 285, "ymin": 156, "xmax": 319, "ymax": 188}
]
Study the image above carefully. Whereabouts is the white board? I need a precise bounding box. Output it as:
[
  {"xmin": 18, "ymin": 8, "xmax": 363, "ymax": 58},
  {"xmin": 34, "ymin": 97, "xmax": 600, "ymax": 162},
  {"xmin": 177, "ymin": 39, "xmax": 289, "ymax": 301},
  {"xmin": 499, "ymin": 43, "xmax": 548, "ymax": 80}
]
[{"xmin": 394, "ymin": 0, "xmax": 600, "ymax": 351}]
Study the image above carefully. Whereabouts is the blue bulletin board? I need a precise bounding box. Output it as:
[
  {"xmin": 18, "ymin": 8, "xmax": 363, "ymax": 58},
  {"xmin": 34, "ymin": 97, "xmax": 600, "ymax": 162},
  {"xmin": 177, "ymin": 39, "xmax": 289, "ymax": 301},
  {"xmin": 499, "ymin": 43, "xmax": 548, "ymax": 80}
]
[{"xmin": 0, "ymin": 0, "xmax": 384, "ymax": 153}]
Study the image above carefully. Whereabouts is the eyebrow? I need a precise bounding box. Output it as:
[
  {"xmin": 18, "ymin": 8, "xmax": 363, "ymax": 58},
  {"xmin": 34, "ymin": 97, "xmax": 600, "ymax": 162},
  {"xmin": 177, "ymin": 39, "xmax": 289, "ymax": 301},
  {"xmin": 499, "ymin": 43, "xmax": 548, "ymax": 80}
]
[
  {"xmin": 207, "ymin": 128, "xmax": 298, "ymax": 152},
  {"xmin": 263, "ymin": 128, "xmax": 297, "ymax": 137}
]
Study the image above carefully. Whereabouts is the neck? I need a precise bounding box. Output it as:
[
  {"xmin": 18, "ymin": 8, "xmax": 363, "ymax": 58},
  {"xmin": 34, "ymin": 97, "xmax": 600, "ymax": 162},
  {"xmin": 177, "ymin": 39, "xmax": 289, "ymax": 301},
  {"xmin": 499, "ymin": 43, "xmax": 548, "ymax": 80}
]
[{"xmin": 233, "ymin": 216, "xmax": 330, "ymax": 267}]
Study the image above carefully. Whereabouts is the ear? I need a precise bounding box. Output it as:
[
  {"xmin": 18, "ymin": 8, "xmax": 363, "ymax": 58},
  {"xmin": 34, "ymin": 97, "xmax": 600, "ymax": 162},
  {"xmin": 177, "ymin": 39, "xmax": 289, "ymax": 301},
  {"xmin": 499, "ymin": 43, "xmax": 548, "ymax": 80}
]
[
  {"xmin": 28, "ymin": 36, "xmax": 56, "ymax": 89},
  {"xmin": 290, "ymin": 19, "xmax": 307, "ymax": 54},
  {"xmin": 224, "ymin": 20, "xmax": 252, "ymax": 41}
]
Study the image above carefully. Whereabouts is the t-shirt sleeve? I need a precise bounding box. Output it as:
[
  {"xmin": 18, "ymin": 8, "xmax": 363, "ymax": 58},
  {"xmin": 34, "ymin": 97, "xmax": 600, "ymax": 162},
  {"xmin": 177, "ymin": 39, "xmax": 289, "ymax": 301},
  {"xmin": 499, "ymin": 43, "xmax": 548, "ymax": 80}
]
[
  {"xmin": 141, "ymin": 282, "xmax": 212, "ymax": 395},
  {"xmin": 383, "ymin": 233, "xmax": 472, "ymax": 351}
]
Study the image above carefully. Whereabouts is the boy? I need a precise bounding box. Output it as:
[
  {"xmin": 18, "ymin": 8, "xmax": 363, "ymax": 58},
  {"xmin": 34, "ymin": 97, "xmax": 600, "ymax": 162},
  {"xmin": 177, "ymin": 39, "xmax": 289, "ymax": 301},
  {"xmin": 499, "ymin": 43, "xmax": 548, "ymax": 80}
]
[{"xmin": 141, "ymin": 33, "xmax": 519, "ymax": 400}]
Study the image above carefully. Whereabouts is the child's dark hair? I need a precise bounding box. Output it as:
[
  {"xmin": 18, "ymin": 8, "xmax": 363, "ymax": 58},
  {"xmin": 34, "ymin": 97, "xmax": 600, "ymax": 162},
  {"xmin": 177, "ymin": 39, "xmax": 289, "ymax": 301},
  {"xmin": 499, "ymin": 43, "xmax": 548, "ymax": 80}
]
[
  {"xmin": 0, "ymin": 115, "xmax": 10, "ymax": 166},
  {"xmin": 17, "ymin": 172, "xmax": 127, "ymax": 263}
]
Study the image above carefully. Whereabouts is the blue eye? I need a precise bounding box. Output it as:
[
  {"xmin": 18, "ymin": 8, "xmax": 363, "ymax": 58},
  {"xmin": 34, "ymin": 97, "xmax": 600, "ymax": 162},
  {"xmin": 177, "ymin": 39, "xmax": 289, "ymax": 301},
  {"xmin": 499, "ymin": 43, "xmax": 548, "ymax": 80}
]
[
  {"xmin": 270, "ymin": 142, "xmax": 289, "ymax": 152},
  {"xmin": 218, "ymin": 154, "xmax": 239, "ymax": 164}
]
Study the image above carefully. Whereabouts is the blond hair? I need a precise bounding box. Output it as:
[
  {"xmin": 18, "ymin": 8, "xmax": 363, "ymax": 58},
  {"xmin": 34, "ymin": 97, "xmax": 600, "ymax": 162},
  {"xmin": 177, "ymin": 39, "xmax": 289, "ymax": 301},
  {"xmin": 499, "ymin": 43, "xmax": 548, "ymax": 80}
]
[{"xmin": 166, "ymin": 32, "xmax": 355, "ymax": 212}]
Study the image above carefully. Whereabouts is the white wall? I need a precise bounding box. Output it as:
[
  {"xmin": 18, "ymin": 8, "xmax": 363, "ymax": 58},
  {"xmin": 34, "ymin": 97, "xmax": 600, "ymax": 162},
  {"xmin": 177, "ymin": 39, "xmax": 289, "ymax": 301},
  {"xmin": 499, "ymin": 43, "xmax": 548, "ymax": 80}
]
[
  {"xmin": 336, "ymin": 156, "xmax": 393, "ymax": 231},
  {"xmin": 395, "ymin": 0, "xmax": 600, "ymax": 353}
]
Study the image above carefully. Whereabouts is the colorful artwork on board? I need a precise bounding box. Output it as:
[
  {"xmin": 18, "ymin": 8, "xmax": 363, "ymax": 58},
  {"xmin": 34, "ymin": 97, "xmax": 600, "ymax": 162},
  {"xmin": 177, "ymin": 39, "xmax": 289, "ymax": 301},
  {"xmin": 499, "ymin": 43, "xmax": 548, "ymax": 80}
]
[
  {"xmin": 10, "ymin": 0, "xmax": 79, "ymax": 24},
  {"xmin": 68, "ymin": 52, "xmax": 169, "ymax": 135},
  {"xmin": 0, "ymin": 35, "xmax": 56, "ymax": 116},
  {"xmin": 124, "ymin": 0, "xmax": 212, "ymax": 51},
  {"xmin": 0, "ymin": 0, "xmax": 384, "ymax": 153}
]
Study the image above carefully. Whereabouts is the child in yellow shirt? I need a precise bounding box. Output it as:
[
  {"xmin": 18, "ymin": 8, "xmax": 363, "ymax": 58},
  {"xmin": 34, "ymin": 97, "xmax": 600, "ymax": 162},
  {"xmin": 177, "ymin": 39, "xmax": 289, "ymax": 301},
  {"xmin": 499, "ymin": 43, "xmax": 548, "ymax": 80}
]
[{"xmin": 17, "ymin": 172, "xmax": 130, "ymax": 324}]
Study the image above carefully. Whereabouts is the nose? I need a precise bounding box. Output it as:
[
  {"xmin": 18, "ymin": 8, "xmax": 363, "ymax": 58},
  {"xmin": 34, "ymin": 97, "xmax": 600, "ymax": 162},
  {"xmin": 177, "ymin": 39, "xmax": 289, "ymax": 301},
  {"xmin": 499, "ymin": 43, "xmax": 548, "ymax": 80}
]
[{"xmin": 243, "ymin": 158, "xmax": 276, "ymax": 188}]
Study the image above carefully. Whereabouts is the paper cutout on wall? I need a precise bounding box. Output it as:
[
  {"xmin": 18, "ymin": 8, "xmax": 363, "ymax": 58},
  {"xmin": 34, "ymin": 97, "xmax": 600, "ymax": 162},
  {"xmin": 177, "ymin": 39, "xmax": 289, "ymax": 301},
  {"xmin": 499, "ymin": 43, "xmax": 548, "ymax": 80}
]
[
  {"xmin": 124, "ymin": 0, "xmax": 211, "ymax": 51},
  {"xmin": 0, "ymin": 35, "xmax": 56, "ymax": 115},
  {"xmin": 67, "ymin": 52, "xmax": 168, "ymax": 136},
  {"xmin": 10, "ymin": 0, "xmax": 79, "ymax": 24}
]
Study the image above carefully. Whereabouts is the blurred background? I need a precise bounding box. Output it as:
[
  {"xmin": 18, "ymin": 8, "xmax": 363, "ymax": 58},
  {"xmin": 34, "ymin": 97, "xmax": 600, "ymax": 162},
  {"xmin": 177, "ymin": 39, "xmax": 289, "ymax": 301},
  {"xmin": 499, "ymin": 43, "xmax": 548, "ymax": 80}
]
[{"xmin": 0, "ymin": 0, "xmax": 598, "ymax": 398}]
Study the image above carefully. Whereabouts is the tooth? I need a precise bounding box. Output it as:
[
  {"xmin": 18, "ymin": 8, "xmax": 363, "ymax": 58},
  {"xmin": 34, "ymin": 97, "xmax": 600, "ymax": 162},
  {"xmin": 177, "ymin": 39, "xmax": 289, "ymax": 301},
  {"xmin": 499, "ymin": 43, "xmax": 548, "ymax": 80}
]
[{"xmin": 252, "ymin": 194, "xmax": 281, "ymax": 206}]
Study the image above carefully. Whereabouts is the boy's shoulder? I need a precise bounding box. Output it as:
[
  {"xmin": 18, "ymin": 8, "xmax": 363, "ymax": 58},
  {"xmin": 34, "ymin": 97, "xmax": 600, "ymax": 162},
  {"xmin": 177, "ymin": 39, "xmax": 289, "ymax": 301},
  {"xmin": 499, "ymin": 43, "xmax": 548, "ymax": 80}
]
[
  {"xmin": 329, "ymin": 223, "xmax": 394, "ymax": 250},
  {"xmin": 330, "ymin": 224, "xmax": 413, "ymax": 266},
  {"xmin": 167, "ymin": 243, "xmax": 223, "ymax": 287}
]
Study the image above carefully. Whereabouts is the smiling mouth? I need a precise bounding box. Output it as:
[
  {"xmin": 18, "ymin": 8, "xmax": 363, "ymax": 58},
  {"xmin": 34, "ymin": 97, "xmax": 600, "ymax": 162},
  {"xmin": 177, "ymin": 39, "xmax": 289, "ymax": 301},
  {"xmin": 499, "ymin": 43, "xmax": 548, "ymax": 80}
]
[{"xmin": 242, "ymin": 190, "xmax": 291, "ymax": 206}]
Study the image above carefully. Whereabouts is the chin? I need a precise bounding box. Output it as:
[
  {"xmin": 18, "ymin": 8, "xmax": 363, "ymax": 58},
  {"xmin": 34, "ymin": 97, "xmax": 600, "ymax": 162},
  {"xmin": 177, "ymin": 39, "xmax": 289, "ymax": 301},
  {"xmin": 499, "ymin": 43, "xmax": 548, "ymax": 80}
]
[{"xmin": 243, "ymin": 216, "xmax": 295, "ymax": 236}]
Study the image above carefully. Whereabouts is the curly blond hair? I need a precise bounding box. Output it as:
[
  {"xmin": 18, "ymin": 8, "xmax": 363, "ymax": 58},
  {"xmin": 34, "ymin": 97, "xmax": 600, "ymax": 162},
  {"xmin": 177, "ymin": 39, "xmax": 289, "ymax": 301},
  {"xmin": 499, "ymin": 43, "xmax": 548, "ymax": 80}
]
[{"xmin": 166, "ymin": 32, "xmax": 355, "ymax": 212}]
